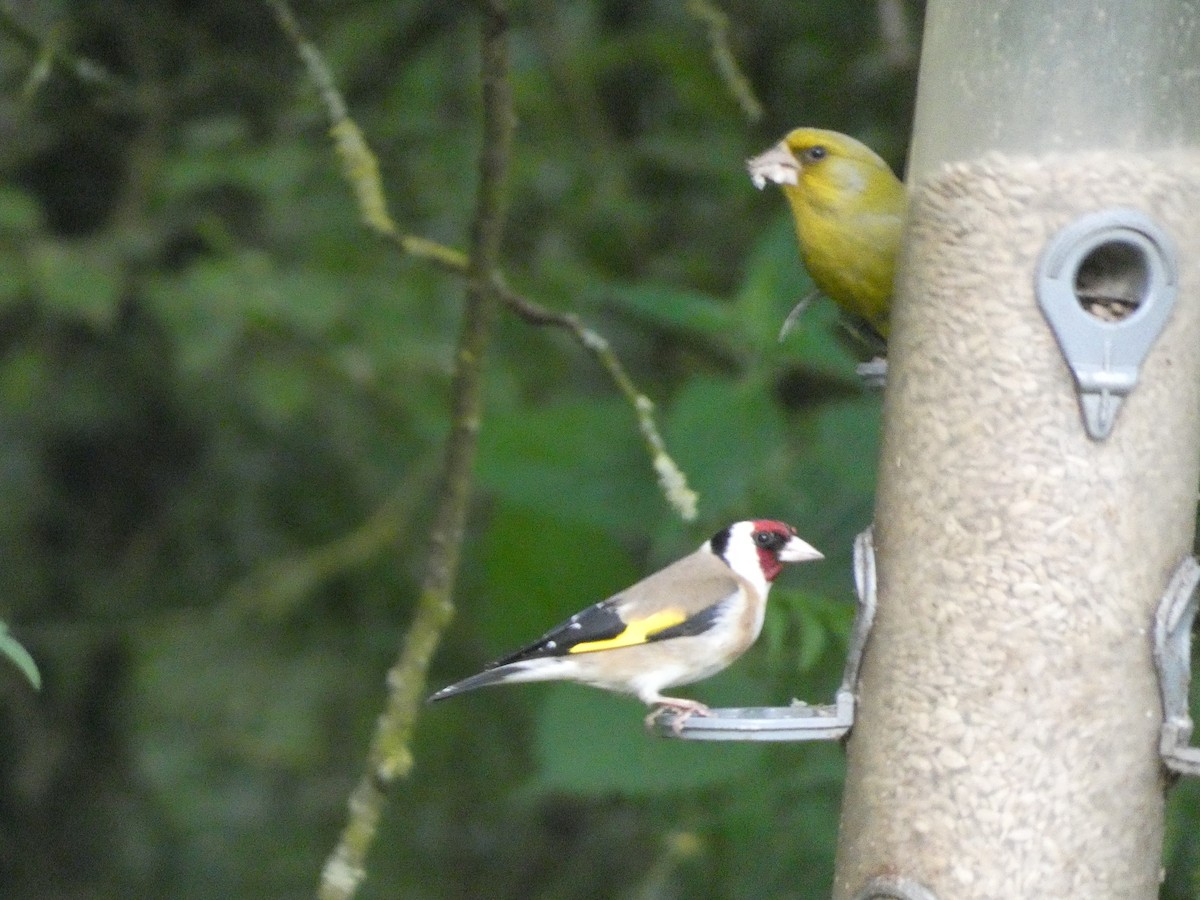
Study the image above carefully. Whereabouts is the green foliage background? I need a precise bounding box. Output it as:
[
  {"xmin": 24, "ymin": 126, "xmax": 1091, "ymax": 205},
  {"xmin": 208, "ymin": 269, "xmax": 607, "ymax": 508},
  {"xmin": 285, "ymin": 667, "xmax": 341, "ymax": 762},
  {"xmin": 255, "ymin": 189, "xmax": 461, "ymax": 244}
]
[{"xmin": 2, "ymin": 1, "xmax": 1199, "ymax": 898}]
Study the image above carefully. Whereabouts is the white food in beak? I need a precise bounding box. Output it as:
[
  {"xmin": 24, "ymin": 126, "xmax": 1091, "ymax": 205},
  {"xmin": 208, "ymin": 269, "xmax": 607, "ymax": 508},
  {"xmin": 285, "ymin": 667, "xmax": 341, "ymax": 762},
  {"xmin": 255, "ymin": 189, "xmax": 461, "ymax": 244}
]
[{"xmin": 747, "ymin": 142, "xmax": 800, "ymax": 189}]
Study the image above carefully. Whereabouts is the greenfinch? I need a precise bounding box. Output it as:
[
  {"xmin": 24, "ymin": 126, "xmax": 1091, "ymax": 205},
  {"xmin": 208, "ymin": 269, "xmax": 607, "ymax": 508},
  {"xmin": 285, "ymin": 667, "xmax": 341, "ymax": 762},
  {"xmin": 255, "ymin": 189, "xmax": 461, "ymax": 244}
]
[{"xmin": 749, "ymin": 128, "xmax": 905, "ymax": 340}]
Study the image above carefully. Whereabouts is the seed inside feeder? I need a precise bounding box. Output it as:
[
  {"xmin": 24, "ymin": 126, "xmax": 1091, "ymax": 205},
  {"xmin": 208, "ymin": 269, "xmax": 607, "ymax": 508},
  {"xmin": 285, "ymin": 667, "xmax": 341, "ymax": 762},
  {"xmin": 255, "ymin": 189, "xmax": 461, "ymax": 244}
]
[{"xmin": 1074, "ymin": 239, "xmax": 1148, "ymax": 322}]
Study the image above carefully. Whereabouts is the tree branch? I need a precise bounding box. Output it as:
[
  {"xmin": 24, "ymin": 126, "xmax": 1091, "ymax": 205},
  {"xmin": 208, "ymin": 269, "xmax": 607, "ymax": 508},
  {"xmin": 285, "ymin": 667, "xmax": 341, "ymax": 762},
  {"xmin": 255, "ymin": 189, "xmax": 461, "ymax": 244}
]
[
  {"xmin": 0, "ymin": 7, "xmax": 137, "ymax": 104},
  {"xmin": 684, "ymin": 0, "xmax": 763, "ymax": 123},
  {"xmin": 263, "ymin": 0, "xmax": 697, "ymax": 522},
  {"xmin": 220, "ymin": 468, "xmax": 431, "ymax": 621},
  {"xmin": 262, "ymin": 0, "xmax": 705, "ymax": 883},
  {"xmin": 311, "ymin": 0, "xmax": 513, "ymax": 896},
  {"xmin": 495, "ymin": 279, "xmax": 697, "ymax": 519}
]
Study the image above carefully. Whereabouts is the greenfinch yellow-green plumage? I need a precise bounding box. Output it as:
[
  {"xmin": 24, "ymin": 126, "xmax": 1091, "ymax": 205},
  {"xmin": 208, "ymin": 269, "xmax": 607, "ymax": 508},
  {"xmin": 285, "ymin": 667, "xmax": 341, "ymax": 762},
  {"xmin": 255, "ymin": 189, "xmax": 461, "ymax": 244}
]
[{"xmin": 748, "ymin": 127, "xmax": 905, "ymax": 340}]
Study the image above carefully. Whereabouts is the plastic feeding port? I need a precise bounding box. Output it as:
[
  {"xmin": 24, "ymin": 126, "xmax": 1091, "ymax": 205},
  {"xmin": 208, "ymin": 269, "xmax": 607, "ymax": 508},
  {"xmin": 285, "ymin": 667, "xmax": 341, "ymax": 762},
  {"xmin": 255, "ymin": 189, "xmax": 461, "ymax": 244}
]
[{"xmin": 1035, "ymin": 208, "xmax": 1178, "ymax": 439}]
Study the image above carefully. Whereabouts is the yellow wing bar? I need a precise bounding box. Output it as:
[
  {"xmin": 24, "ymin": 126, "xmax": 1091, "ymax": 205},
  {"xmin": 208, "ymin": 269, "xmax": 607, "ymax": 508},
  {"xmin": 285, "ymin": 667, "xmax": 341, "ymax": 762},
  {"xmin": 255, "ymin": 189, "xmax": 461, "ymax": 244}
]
[{"xmin": 567, "ymin": 608, "xmax": 686, "ymax": 653}]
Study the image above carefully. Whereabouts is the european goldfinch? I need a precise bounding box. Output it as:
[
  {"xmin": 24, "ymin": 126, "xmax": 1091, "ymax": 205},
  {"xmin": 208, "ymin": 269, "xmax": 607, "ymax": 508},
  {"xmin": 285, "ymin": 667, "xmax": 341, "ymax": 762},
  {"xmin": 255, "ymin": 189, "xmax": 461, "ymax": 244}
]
[
  {"xmin": 429, "ymin": 520, "xmax": 822, "ymax": 729},
  {"xmin": 748, "ymin": 127, "xmax": 905, "ymax": 340}
]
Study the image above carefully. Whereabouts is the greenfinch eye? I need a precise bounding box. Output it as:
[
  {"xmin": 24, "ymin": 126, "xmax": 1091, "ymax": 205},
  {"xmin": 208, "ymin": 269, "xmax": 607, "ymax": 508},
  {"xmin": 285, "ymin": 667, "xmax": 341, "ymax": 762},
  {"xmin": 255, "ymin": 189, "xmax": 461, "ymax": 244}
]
[{"xmin": 749, "ymin": 127, "xmax": 905, "ymax": 340}]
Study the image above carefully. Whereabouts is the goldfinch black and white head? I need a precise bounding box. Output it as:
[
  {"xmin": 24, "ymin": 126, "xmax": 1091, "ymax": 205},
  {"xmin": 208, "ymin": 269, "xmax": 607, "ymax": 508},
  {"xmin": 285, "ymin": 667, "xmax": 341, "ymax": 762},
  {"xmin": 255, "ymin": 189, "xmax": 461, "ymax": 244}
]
[{"xmin": 429, "ymin": 520, "xmax": 822, "ymax": 728}]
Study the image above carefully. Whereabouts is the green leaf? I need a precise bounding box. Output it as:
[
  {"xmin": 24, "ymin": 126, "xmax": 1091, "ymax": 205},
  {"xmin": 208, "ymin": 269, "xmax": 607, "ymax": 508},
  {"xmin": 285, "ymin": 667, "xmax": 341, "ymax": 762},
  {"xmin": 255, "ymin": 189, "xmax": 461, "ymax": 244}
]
[
  {"xmin": 796, "ymin": 394, "xmax": 883, "ymax": 501},
  {"xmin": 0, "ymin": 186, "xmax": 44, "ymax": 232},
  {"xmin": 477, "ymin": 398, "xmax": 662, "ymax": 531},
  {"xmin": 145, "ymin": 252, "xmax": 346, "ymax": 373},
  {"xmin": 0, "ymin": 246, "xmax": 30, "ymax": 303},
  {"xmin": 0, "ymin": 622, "xmax": 41, "ymax": 689},
  {"xmin": 735, "ymin": 215, "xmax": 811, "ymax": 344},
  {"xmin": 30, "ymin": 242, "xmax": 121, "ymax": 325},
  {"xmin": 665, "ymin": 376, "xmax": 784, "ymax": 517},
  {"xmin": 735, "ymin": 215, "xmax": 863, "ymax": 377},
  {"xmin": 791, "ymin": 594, "xmax": 832, "ymax": 674},
  {"xmin": 242, "ymin": 356, "xmax": 316, "ymax": 426},
  {"xmin": 759, "ymin": 585, "xmax": 855, "ymax": 682},
  {"xmin": 599, "ymin": 281, "xmax": 737, "ymax": 344},
  {"xmin": 135, "ymin": 622, "xmax": 344, "ymax": 772}
]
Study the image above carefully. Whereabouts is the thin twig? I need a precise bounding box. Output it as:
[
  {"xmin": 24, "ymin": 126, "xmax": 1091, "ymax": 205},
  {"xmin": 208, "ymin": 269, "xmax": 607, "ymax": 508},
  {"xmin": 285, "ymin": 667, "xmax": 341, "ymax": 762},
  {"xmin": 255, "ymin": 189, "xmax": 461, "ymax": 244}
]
[
  {"xmin": 684, "ymin": 0, "xmax": 763, "ymax": 123},
  {"xmin": 0, "ymin": 7, "xmax": 135, "ymax": 103},
  {"xmin": 221, "ymin": 477, "xmax": 427, "ymax": 621},
  {"xmin": 312, "ymin": 0, "xmax": 513, "ymax": 896},
  {"xmin": 264, "ymin": 0, "xmax": 696, "ymax": 521},
  {"xmin": 495, "ymin": 279, "xmax": 697, "ymax": 519}
]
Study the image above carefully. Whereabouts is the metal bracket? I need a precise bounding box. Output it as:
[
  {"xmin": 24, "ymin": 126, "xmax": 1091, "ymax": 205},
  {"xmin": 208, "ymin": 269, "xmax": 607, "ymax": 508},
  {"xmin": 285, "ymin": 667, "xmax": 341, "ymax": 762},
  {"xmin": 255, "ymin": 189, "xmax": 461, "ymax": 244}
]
[
  {"xmin": 1153, "ymin": 555, "xmax": 1200, "ymax": 776},
  {"xmin": 1035, "ymin": 208, "xmax": 1178, "ymax": 440},
  {"xmin": 852, "ymin": 875, "xmax": 939, "ymax": 900},
  {"xmin": 855, "ymin": 358, "xmax": 888, "ymax": 391},
  {"xmin": 653, "ymin": 528, "xmax": 878, "ymax": 740}
]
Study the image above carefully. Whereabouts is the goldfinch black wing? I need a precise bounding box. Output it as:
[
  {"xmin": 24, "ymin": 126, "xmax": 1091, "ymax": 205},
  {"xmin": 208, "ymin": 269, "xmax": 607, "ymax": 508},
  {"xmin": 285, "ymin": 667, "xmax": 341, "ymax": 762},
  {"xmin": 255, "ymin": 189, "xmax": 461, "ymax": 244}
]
[{"xmin": 489, "ymin": 551, "xmax": 741, "ymax": 666}]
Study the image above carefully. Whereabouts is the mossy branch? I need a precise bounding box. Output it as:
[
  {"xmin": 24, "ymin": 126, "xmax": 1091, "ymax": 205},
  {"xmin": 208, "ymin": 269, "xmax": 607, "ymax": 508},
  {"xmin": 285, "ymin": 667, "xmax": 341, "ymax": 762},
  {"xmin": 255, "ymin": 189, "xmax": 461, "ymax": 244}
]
[
  {"xmin": 262, "ymin": 0, "xmax": 703, "ymax": 887},
  {"xmin": 265, "ymin": 0, "xmax": 695, "ymax": 522},
  {"xmin": 495, "ymin": 282, "xmax": 697, "ymax": 519},
  {"xmin": 684, "ymin": 0, "xmax": 763, "ymax": 123},
  {"xmin": 280, "ymin": 0, "xmax": 512, "ymax": 895}
]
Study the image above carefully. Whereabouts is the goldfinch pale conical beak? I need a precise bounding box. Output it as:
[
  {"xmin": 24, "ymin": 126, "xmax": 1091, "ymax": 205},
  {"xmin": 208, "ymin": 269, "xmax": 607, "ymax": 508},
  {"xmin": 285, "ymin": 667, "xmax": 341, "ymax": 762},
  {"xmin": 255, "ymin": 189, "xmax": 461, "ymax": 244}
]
[{"xmin": 779, "ymin": 534, "xmax": 823, "ymax": 563}]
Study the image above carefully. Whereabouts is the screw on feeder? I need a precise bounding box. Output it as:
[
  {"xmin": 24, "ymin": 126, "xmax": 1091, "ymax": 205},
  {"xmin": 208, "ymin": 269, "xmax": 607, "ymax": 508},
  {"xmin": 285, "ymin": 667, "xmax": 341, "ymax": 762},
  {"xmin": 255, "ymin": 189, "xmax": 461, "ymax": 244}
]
[
  {"xmin": 1152, "ymin": 555, "xmax": 1200, "ymax": 777},
  {"xmin": 1035, "ymin": 208, "xmax": 1179, "ymax": 440},
  {"xmin": 651, "ymin": 528, "xmax": 878, "ymax": 740}
]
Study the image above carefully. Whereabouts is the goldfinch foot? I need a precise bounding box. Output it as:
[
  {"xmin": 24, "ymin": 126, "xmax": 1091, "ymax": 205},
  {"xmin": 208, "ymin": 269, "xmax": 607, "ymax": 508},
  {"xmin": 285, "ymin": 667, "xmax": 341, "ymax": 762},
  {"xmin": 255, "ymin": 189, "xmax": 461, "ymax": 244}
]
[{"xmin": 645, "ymin": 698, "xmax": 712, "ymax": 736}]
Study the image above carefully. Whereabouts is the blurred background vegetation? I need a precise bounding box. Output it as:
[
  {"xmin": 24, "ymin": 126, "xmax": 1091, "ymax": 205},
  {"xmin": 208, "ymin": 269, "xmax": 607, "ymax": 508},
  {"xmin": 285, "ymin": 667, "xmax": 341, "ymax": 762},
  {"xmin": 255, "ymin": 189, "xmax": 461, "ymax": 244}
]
[{"xmin": 2, "ymin": 1, "xmax": 1199, "ymax": 897}]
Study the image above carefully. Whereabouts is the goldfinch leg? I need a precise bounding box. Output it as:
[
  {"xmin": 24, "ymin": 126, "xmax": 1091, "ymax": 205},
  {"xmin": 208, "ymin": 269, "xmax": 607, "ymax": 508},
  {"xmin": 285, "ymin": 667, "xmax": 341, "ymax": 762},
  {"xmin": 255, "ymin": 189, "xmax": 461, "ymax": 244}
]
[{"xmin": 644, "ymin": 697, "xmax": 712, "ymax": 736}]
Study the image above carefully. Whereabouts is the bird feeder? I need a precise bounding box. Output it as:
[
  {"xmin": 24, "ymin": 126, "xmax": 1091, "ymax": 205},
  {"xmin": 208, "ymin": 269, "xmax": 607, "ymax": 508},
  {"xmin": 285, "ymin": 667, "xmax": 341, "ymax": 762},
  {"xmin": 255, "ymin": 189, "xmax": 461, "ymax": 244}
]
[{"xmin": 834, "ymin": 2, "xmax": 1200, "ymax": 899}]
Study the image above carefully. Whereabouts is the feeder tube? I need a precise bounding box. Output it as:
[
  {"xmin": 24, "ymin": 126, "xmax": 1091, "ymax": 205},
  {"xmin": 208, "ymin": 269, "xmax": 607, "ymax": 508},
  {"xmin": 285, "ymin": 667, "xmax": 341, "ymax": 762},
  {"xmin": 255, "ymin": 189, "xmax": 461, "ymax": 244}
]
[{"xmin": 833, "ymin": 2, "xmax": 1200, "ymax": 897}]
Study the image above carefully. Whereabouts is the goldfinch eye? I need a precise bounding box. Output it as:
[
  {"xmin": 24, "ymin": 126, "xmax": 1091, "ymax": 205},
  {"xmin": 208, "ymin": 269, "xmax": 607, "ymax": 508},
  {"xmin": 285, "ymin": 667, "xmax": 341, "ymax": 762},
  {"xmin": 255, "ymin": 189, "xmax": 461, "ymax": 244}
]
[
  {"xmin": 802, "ymin": 146, "xmax": 827, "ymax": 163},
  {"xmin": 754, "ymin": 531, "xmax": 781, "ymax": 549}
]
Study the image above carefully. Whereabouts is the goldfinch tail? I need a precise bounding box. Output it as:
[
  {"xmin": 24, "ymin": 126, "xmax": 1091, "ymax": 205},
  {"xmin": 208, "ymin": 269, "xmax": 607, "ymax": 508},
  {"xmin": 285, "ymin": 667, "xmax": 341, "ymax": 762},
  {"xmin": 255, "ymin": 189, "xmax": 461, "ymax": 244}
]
[
  {"xmin": 427, "ymin": 667, "xmax": 514, "ymax": 702},
  {"xmin": 427, "ymin": 658, "xmax": 571, "ymax": 703}
]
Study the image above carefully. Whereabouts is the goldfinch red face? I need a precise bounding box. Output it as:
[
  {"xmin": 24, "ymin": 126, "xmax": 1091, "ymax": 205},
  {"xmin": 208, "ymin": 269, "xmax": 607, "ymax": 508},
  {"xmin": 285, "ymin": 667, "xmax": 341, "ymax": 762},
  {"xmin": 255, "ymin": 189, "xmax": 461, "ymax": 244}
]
[
  {"xmin": 709, "ymin": 519, "xmax": 823, "ymax": 588},
  {"xmin": 428, "ymin": 518, "xmax": 822, "ymax": 727}
]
